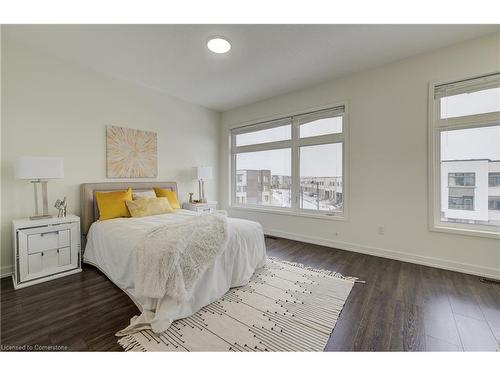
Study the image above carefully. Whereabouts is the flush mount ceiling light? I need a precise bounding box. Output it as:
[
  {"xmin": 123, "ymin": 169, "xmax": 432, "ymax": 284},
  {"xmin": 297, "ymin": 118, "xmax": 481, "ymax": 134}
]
[{"xmin": 207, "ymin": 37, "xmax": 231, "ymax": 54}]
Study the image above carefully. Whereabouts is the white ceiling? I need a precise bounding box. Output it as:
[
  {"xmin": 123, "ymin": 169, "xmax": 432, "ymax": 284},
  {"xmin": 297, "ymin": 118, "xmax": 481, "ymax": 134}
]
[{"xmin": 3, "ymin": 25, "xmax": 498, "ymax": 111}]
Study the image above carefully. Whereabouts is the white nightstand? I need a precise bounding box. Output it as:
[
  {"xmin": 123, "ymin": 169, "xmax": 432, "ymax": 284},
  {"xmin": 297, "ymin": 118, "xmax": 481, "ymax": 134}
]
[
  {"xmin": 12, "ymin": 214, "xmax": 82, "ymax": 289},
  {"xmin": 182, "ymin": 202, "xmax": 218, "ymax": 215}
]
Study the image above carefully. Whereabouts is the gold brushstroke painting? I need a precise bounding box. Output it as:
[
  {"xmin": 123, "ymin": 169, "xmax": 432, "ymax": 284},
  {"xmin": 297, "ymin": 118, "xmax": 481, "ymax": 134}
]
[{"xmin": 106, "ymin": 126, "xmax": 158, "ymax": 178}]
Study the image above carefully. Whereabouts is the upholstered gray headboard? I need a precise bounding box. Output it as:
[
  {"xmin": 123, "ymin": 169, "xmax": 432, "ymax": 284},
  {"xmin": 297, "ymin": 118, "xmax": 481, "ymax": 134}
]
[{"xmin": 80, "ymin": 181, "xmax": 178, "ymax": 236}]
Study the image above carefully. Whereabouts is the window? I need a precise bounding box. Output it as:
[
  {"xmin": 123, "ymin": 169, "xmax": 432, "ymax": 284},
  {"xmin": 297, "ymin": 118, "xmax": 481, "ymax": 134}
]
[
  {"xmin": 489, "ymin": 196, "xmax": 500, "ymax": 211},
  {"xmin": 489, "ymin": 172, "xmax": 500, "ymax": 187},
  {"xmin": 235, "ymin": 122, "xmax": 291, "ymax": 147},
  {"xmin": 231, "ymin": 105, "xmax": 347, "ymax": 217},
  {"xmin": 235, "ymin": 149, "xmax": 291, "ymax": 207},
  {"xmin": 299, "ymin": 114, "xmax": 342, "ymax": 138},
  {"xmin": 448, "ymin": 188, "xmax": 474, "ymax": 210},
  {"xmin": 300, "ymin": 143, "xmax": 343, "ymax": 212},
  {"xmin": 449, "ymin": 197, "xmax": 474, "ymax": 211},
  {"xmin": 440, "ymin": 87, "xmax": 500, "ymax": 119},
  {"xmin": 448, "ymin": 173, "xmax": 475, "ymax": 187},
  {"xmin": 430, "ymin": 72, "xmax": 500, "ymax": 237}
]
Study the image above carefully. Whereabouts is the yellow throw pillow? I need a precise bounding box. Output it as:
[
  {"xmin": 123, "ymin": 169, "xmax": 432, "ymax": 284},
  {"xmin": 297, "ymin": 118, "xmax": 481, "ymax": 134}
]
[
  {"xmin": 154, "ymin": 187, "xmax": 180, "ymax": 209},
  {"xmin": 95, "ymin": 188, "xmax": 132, "ymax": 221},
  {"xmin": 126, "ymin": 197, "xmax": 174, "ymax": 218}
]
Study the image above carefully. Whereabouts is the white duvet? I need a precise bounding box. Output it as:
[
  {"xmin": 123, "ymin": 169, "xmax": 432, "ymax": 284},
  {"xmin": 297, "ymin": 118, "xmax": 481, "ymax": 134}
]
[{"xmin": 83, "ymin": 210, "xmax": 267, "ymax": 332}]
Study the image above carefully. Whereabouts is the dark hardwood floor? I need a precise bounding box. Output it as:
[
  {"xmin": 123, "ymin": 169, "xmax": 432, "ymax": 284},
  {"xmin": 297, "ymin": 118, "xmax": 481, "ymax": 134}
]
[{"xmin": 1, "ymin": 236, "xmax": 499, "ymax": 351}]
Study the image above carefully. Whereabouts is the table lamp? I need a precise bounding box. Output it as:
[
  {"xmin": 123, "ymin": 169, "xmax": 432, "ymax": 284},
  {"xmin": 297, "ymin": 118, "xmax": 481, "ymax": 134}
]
[
  {"xmin": 15, "ymin": 156, "xmax": 64, "ymax": 220},
  {"xmin": 196, "ymin": 166, "xmax": 212, "ymax": 203}
]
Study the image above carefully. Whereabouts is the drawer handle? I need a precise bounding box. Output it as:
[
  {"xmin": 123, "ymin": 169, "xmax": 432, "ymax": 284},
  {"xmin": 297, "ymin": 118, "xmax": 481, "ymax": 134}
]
[
  {"xmin": 40, "ymin": 230, "xmax": 59, "ymax": 237},
  {"xmin": 41, "ymin": 252, "xmax": 44, "ymax": 256},
  {"xmin": 57, "ymin": 249, "xmax": 59, "ymax": 253}
]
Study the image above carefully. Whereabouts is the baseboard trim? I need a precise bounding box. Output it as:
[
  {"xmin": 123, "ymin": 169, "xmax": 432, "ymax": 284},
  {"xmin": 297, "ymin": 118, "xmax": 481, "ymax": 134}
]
[
  {"xmin": 1, "ymin": 265, "xmax": 13, "ymax": 278},
  {"xmin": 264, "ymin": 229, "xmax": 500, "ymax": 280},
  {"xmin": 2, "ymin": 231, "xmax": 496, "ymax": 280}
]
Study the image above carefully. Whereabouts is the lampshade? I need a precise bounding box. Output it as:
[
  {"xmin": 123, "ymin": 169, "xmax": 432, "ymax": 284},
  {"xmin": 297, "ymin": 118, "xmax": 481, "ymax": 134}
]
[
  {"xmin": 196, "ymin": 166, "xmax": 212, "ymax": 180},
  {"xmin": 15, "ymin": 156, "xmax": 64, "ymax": 180}
]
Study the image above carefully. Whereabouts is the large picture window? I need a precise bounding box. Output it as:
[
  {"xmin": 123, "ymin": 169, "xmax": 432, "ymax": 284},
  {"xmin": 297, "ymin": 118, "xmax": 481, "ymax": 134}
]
[
  {"xmin": 231, "ymin": 106, "xmax": 347, "ymax": 217},
  {"xmin": 430, "ymin": 72, "xmax": 500, "ymax": 237}
]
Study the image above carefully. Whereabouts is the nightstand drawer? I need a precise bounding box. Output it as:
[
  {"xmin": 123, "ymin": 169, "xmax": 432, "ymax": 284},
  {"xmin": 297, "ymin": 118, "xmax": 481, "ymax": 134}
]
[
  {"xmin": 27, "ymin": 229, "xmax": 70, "ymax": 254},
  {"xmin": 27, "ymin": 247, "xmax": 71, "ymax": 276}
]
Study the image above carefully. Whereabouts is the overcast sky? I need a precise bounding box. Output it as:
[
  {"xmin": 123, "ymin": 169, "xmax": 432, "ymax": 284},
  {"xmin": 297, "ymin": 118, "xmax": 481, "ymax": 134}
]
[
  {"xmin": 440, "ymin": 87, "xmax": 500, "ymax": 119},
  {"xmin": 441, "ymin": 125, "xmax": 500, "ymax": 161},
  {"xmin": 237, "ymin": 149, "xmax": 291, "ymax": 176},
  {"xmin": 440, "ymin": 89, "xmax": 500, "ymax": 160},
  {"xmin": 236, "ymin": 143, "xmax": 343, "ymax": 177},
  {"xmin": 236, "ymin": 117, "xmax": 343, "ymax": 177}
]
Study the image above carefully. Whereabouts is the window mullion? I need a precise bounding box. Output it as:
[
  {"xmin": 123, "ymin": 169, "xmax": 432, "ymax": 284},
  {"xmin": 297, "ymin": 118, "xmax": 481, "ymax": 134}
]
[
  {"xmin": 436, "ymin": 113, "xmax": 500, "ymax": 131},
  {"xmin": 297, "ymin": 134, "xmax": 345, "ymax": 147},
  {"xmin": 233, "ymin": 140, "xmax": 292, "ymax": 154},
  {"xmin": 230, "ymin": 133, "xmax": 236, "ymax": 206},
  {"xmin": 291, "ymin": 117, "xmax": 300, "ymax": 212}
]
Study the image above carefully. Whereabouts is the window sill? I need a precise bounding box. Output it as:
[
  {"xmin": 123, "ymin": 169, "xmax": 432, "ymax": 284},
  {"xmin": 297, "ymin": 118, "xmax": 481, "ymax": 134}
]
[
  {"xmin": 430, "ymin": 223, "xmax": 500, "ymax": 239},
  {"xmin": 228, "ymin": 205, "xmax": 347, "ymax": 221}
]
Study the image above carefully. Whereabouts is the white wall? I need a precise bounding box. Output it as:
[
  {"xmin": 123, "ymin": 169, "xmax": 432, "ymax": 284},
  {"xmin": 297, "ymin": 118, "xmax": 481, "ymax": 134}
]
[
  {"xmin": 1, "ymin": 39, "xmax": 221, "ymax": 276},
  {"xmin": 0, "ymin": 27, "xmax": 3, "ymax": 270},
  {"xmin": 220, "ymin": 32, "xmax": 500, "ymax": 279}
]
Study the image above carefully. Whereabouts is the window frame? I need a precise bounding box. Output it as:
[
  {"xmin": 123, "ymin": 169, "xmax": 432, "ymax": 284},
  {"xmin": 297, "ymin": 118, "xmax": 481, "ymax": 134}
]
[
  {"xmin": 448, "ymin": 172, "xmax": 476, "ymax": 187},
  {"xmin": 448, "ymin": 195, "xmax": 475, "ymax": 211},
  {"xmin": 488, "ymin": 196, "xmax": 500, "ymax": 211},
  {"xmin": 298, "ymin": 142, "xmax": 344, "ymax": 214},
  {"xmin": 428, "ymin": 72, "xmax": 500, "ymax": 238},
  {"xmin": 229, "ymin": 103, "xmax": 349, "ymax": 220},
  {"xmin": 489, "ymin": 172, "xmax": 500, "ymax": 187}
]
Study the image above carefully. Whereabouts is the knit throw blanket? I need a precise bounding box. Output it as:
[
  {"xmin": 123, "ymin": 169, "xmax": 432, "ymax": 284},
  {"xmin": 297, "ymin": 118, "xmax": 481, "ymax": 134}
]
[{"xmin": 134, "ymin": 213, "xmax": 228, "ymax": 300}]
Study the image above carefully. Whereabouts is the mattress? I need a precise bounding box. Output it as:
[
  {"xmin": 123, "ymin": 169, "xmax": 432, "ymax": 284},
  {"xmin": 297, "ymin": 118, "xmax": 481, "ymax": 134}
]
[{"xmin": 83, "ymin": 209, "xmax": 267, "ymax": 332}]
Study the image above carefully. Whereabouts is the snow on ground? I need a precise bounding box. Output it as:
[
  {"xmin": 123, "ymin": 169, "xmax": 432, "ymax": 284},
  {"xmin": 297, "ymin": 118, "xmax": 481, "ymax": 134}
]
[{"xmin": 269, "ymin": 189, "xmax": 342, "ymax": 212}]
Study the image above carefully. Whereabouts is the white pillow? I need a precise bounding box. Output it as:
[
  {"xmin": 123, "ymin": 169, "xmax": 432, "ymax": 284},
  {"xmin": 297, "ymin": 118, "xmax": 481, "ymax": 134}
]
[{"xmin": 132, "ymin": 189, "xmax": 156, "ymax": 200}]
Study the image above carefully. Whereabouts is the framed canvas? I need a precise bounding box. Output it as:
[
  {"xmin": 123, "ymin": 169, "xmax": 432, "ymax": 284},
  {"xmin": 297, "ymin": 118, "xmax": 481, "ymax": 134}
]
[{"xmin": 106, "ymin": 125, "xmax": 158, "ymax": 178}]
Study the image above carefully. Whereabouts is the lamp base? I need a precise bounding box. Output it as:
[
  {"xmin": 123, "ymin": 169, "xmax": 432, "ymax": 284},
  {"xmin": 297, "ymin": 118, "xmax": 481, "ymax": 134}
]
[
  {"xmin": 30, "ymin": 214, "xmax": 53, "ymax": 220},
  {"xmin": 31, "ymin": 180, "xmax": 51, "ymax": 219},
  {"xmin": 198, "ymin": 179, "xmax": 207, "ymax": 203}
]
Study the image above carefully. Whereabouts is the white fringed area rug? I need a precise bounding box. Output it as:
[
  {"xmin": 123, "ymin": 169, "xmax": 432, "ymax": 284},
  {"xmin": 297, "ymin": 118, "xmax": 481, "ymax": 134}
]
[{"xmin": 117, "ymin": 258, "xmax": 356, "ymax": 352}]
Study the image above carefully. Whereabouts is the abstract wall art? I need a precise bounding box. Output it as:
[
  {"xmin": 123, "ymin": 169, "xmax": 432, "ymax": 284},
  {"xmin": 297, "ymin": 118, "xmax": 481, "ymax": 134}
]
[{"xmin": 106, "ymin": 125, "xmax": 158, "ymax": 178}]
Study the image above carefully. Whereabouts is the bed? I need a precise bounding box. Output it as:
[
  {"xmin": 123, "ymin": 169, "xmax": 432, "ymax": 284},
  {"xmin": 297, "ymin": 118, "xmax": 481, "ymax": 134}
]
[{"xmin": 80, "ymin": 182, "xmax": 267, "ymax": 333}]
